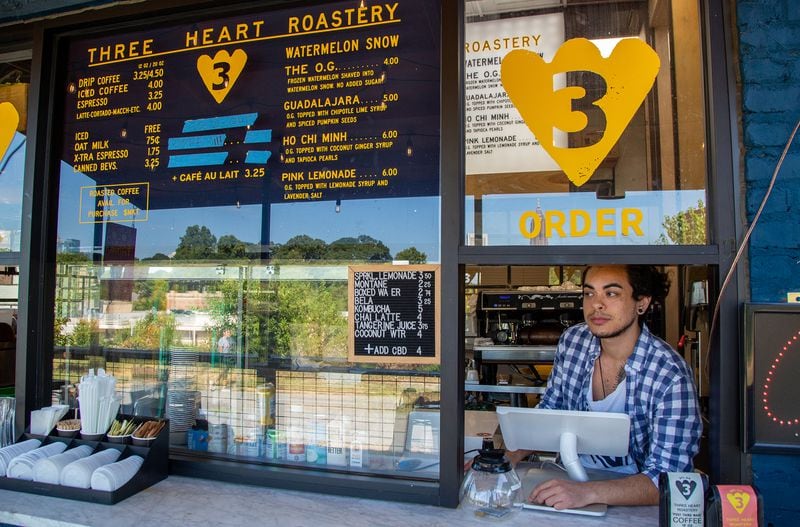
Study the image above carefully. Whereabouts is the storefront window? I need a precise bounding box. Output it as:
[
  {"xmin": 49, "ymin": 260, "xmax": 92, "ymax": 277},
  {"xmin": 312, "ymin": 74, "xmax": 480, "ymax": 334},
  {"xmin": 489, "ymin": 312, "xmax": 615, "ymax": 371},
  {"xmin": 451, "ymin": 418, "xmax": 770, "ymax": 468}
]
[
  {"xmin": 0, "ymin": 266, "xmax": 17, "ymax": 389},
  {"xmin": 464, "ymin": 0, "xmax": 707, "ymax": 246},
  {"xmin": 464, "ymin": 263, "xmax": 713, "ymax": 476},
  {"xmin": 0, "ymin": 54, "xmax": 29, "ymax": 254},
  {"xmin": 50, "ymin": 0, "xmax": 442, "ymax": 478},
  {"xmin": 0, "ymin": 54, "xmax": 28, "ymax": 391}
]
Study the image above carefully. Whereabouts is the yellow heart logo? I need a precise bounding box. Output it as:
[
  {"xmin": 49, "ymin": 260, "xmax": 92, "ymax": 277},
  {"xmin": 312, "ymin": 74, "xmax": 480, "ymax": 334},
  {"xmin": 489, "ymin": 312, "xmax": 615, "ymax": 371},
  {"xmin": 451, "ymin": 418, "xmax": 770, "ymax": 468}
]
[
  {"xmin": 0, "ymin": 102, "xmax": 20, "ymax": 160},
  {"xmin": 726, "ymin": 490, "xmax": 751, "ymax": 514},
  {"xmin": 501, "ymin": 38, "xmax": 660, "ymax": 187},
  {"xmin": 196, "ymin": 49, "xmax": 248, "ymax": 104}
]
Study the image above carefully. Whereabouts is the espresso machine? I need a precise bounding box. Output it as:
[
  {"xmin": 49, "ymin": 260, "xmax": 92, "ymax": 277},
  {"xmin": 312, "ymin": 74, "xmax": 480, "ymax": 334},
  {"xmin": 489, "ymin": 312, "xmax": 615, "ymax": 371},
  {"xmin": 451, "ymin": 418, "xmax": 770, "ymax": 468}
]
[
  {"xmin": 473, "ymin": 287, "xmax": 666, "ymax": 386},
  {"xmin": 474, "ymin": 289, "xmax": 584, "ymax": 388}
]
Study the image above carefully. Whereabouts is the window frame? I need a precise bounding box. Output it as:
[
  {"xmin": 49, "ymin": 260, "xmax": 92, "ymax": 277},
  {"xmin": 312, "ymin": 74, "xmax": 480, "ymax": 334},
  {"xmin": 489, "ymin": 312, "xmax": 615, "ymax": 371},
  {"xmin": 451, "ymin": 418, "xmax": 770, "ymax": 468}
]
[{"xmin": 447, "ymin": 0, "xmax": 744, "ymax": 493}]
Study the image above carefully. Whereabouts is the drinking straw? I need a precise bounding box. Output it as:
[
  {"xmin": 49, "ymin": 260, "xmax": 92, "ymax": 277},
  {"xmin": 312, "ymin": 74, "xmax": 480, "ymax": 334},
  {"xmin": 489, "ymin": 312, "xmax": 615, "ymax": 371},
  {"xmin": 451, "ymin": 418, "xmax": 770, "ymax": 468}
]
[
  {"xmin": 0, "ymin": 398, "xmax": 13, "ymax": 447},
  {"xmin": 78, "ymin": 369, "xmax": 120, "ymax": 434}
]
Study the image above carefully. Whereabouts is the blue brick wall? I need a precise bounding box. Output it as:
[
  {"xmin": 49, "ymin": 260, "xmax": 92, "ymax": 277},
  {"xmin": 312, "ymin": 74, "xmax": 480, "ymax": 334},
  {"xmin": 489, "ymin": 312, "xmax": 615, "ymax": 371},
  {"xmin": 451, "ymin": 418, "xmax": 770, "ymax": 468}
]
[{"xmin": 737, "ymin": 1, "xmax": 800, "ymax": 526}]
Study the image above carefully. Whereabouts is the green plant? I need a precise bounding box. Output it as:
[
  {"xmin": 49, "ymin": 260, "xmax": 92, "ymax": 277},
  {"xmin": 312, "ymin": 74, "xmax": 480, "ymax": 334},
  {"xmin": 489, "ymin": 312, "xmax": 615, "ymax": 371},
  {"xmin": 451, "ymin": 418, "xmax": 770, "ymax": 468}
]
[
  {"xmin": 116, "ymin": 312, "xmax": 176, "ymax": 350},
  {"xmin": 133, "ymin": 279, "xmax": 169, "ymax": 311},
  {"xmin": 71, "ymin": 319, "xmax": 97, "ymax": 347},
  {"xmin": 394, "ymin": 247, "xmax": 427, "ymax": 263},
  {"xmin": 657, "ymin": 200, "xmax": 707, "ymax": 245},
  {"xmin": 53, "ymin": 314, "xmax": 71, "ymax": 346},
  {"xmin": 207, "ymin": 276, "xmax": 347, "ymax": 360}
]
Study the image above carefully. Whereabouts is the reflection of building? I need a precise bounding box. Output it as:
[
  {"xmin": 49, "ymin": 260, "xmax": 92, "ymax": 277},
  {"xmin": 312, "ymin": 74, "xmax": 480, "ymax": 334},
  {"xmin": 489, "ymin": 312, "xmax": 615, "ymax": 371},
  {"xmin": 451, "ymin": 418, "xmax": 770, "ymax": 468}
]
[
  {"xmin": 90, "ymin": 310, "xmax": 214, "ymax": 347},
  {"xmin": 55, "ymin": 263, "xmax": 100, "ymax": 318},
  {"xmin": 166, "ymin": 291, "xmax": 222, "ymax": 312},
  {"xmin": 0, "ymin": 230, "xmax": 21, "ymax": 251},
  {"xmin": 56, "ymin": 237, "xmax": 80, "ymax": 253},
  {"xmin": 529, "ymin": 200, "xmax": 547, "ymax": 246},
  {"xmin": 466, "ymin": 232, "xmax": 488, "ymax": 246}
]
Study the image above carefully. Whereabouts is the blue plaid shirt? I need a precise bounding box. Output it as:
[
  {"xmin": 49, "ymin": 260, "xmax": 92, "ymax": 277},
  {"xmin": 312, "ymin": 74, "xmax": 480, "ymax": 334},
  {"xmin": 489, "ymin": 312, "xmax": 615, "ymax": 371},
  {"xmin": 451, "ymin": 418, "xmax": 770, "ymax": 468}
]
[{"xmin": 539, "ymin": 322, "xmax": 702, "ymax": 488}]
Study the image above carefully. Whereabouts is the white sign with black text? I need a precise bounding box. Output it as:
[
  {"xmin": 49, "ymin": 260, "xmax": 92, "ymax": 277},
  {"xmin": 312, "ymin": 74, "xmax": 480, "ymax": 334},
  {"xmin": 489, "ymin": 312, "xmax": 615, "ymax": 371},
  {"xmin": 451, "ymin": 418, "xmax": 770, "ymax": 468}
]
[{"xmin": 465, "ymin": 13, "xmax": 566, "ymax": 175}]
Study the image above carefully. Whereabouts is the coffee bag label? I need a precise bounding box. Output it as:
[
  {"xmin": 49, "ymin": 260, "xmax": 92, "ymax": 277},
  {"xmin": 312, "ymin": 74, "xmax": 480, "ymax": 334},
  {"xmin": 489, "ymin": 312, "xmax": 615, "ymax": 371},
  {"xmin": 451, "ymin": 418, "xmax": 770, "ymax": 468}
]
[{"xmin": 668, "ymin": 472, "xmax": 704, "ymax": 527}]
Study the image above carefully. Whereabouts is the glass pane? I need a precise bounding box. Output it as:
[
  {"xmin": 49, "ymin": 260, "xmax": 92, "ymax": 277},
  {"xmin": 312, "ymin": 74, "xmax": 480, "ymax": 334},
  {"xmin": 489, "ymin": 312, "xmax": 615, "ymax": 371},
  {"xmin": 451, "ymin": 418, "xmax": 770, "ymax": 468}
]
[
  {"xmin": 0, "ymin": 266, "xmax": 17, "ymax": 390},
  {"xmin": 49, "ymin": 0, "xmax": 441, "ymax": 479},
  {"xmin": 464, "ymin": 1, "xmax": 707, "ymax": 246},
  {"xmin": 464, "ymin": 264, "xmax": 713, "ymax": 474},
  {"xmin": 0, "ymin": 56, "xmax": 29, "ymax": 253}
]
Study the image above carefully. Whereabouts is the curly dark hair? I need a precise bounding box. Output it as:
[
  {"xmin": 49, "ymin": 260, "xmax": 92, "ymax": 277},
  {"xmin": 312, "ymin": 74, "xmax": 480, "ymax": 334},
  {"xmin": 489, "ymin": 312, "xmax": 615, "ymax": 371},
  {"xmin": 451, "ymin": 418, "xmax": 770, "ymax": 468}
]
[
  {"xmin": 625, "ymin": 265, "xmax": 671, "ymax": 301},
  {"xmin": 582, "ymin": 265, "xmax": 670, "ymax": 302}
]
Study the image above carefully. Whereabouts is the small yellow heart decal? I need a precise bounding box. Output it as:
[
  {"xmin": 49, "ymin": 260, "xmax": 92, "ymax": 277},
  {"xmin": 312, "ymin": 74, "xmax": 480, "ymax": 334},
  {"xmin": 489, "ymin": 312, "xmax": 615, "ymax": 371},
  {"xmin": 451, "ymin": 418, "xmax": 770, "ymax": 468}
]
[
  {"xmin": 197, "ymin": 49, "xmax": 247, "ymax": 104},
  {"xmin": 0, "ymin": 102, "xmax": 20, "ymax": 160},
  {"xmin": 501, "ymin": 38, "xmax": 660, "ymax": 187},
  {"xmin": 726, "ymin": 490, "xmax": 751, "ymax": 514}
]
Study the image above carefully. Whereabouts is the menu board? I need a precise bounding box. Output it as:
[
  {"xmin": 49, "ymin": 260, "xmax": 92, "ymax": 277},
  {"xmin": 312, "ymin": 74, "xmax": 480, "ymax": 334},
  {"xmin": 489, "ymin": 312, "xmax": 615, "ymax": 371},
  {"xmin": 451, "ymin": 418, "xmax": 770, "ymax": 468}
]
[
  {"xmin": 348, "ymin": 265, "xmax": 439, "ymax": 364},
  {"xmin": 464, "ymin": 13, "xmax": 564, "ymax": 175},
  {"xmin": 60, "ymin": 0, "xmax": 440, "ymax": 222}
]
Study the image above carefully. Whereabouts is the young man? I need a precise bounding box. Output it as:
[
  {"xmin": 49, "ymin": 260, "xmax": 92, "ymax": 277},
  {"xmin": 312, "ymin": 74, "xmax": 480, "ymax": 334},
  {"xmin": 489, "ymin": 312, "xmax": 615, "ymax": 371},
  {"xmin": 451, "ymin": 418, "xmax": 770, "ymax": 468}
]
[
  {"xmin": 511, "ymin": 265, "xmax": 702, "ymax": 509},
  {"xmin": 217, "ymin": 329, "xmax": 233, "ymax": 356},
  {"xmin": 216, "ymin": 328, "xmax": 235, "ymax": 384}
]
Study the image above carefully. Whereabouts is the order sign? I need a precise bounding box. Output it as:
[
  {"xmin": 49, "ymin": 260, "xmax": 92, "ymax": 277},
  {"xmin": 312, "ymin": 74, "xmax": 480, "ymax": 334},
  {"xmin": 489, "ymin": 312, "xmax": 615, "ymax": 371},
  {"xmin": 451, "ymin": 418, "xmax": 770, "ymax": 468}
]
[{"xmin": 348, "ymin": 264, "xmax": 439, "ymax": 364}]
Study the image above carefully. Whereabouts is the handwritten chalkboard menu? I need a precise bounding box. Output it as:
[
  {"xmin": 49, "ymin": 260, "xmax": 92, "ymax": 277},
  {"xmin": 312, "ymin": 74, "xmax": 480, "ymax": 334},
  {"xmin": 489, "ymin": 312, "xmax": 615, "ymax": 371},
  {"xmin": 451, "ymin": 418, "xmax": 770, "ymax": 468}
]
[
  {"xmin": 348, "ymin": 265, "xmax": 439, "ymax": 364},
  {"xmin": 59, "ymin": 0, "xmax": 440, "ymax": 222}
]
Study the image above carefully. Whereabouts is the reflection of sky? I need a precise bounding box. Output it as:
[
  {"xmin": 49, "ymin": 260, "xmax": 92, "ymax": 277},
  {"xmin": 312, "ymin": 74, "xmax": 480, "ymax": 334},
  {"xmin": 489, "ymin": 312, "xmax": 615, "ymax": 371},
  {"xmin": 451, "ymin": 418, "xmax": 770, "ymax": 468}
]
[
  {"xmin": 466, "ymin": 190, "xmax": 706, "ymax": 245},
  {"xmin": 13, "ymin": 143, "xmax": 704, "ymax": 255},
  {"xmin": 0, "ymin": 132, "xmax": 25, "ymax": 251},
  {"xmin": 271, "ymin": 198, "xmax": 441, "ymax": 261},
  {"xmin": 56, "ymin": 166, "xmax": 706, "ymax": 255},
  {"xmin": 57, "ymin": 160, "xmax": 441, "ymax": 260}
]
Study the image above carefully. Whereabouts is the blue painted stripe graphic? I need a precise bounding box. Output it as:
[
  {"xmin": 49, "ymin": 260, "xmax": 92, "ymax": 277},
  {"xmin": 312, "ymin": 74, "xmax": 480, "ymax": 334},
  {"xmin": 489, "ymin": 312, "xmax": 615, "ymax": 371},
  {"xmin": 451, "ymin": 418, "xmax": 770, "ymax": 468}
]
[
  {"xmin": 168, "ymin": 134, "xmax": 226, "ymax": 150},
  {"xmin": 168, "ymin": 152, "xmax": 229, "ymax": 168},
  {"xmin": 244, "ymin": 129, "xmax": 272, "ymax": 144},
  {"xmin": 245, "ymin": 151, "xmax": 272, "ymax": 164},
  {"xmin": 182, "ymin": 113, "xmax": 258, "ymax": 133}
]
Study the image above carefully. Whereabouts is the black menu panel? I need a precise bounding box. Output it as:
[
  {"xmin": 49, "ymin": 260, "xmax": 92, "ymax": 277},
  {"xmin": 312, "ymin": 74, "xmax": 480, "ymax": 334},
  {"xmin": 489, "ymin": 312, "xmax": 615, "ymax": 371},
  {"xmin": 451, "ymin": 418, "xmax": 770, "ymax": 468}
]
[
  {"xmin": 60, "ymin": 0, "xmax": 440, "ymax": 222},
  {"xmin": 348, "ymin": 265, "xmax": 439, "ymax": 364}
]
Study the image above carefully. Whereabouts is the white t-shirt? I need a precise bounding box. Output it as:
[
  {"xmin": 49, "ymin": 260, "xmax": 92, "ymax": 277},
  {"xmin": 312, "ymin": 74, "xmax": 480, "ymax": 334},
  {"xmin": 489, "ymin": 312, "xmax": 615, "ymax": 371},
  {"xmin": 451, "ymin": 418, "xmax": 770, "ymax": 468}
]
[
  {"xmin": 218, "ymin": 335, "xmax": 232, "ymax": 354},
  {"xmin": 580, "ymin": 367, "xmax": 638, "ymax": 475}
]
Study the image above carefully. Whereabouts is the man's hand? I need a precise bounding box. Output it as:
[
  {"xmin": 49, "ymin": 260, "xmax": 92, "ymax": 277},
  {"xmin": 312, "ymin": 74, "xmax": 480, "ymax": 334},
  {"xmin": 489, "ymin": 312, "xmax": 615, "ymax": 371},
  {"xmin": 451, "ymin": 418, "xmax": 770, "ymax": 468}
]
[
  {"xmin": 528, "ymin": 473, "xmax": 658, "ymax": 508},
  {"xmin": 529, "ymin": 478, "xmax": 598, "ymax": 510}
]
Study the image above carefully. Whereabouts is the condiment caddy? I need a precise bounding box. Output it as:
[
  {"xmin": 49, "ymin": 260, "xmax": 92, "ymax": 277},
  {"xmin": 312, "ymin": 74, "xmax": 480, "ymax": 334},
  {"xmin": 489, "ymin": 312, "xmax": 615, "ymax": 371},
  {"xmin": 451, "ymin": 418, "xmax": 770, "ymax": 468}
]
[{"xmin": 0, "ymin": 414, "xmax": 168, "ymax": 504}]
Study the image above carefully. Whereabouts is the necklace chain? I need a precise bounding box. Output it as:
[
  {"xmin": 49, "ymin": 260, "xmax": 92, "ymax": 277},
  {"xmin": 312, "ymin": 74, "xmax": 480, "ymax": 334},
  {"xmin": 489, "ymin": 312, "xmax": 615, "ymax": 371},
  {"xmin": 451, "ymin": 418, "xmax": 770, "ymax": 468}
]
[
  {"xmin": 598, "ymin": 356, "xmax": 607, "ymax": 398},
  {"xmin": 597, "ymin": 356, "xmax": 626, "ymax": 399}
]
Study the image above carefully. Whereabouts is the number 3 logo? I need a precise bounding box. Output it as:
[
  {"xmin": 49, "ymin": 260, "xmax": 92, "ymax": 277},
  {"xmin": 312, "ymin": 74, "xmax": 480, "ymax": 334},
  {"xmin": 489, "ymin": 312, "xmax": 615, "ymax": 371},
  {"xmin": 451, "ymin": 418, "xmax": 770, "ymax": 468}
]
[
  {"xmin": 197, "ymin": 49, "xmax": 248, "ymax": 104},
  {"xmin": 211, "ymin": 61, "xmax": 232, "ymax": 91},
  {"xmin": 501, "ymin": 38, "xmax": 660, "ymax": 187},
  {"xmin": 725, "ymin": 489, "xmax": 751, "ymax": 514}
]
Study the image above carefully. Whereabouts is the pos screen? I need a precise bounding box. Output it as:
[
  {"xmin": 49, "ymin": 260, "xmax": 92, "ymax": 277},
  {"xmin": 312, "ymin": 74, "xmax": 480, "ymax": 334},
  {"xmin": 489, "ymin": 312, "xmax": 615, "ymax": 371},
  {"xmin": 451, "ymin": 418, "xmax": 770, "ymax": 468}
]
[{"xmin": 496, "ymin": 407, "xmax": 630, "ymax": 482}]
